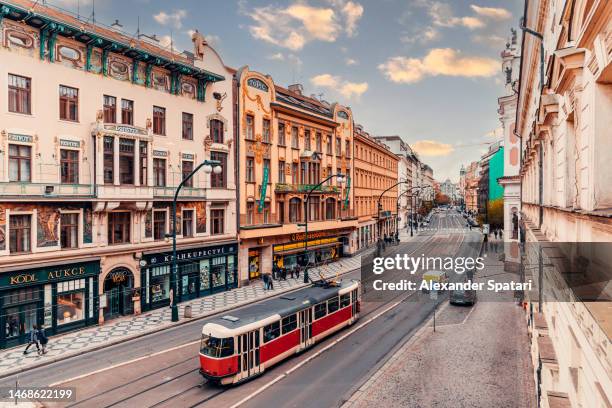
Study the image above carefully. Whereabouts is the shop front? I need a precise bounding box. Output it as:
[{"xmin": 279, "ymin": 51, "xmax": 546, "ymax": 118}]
[
  {"xmin": 139, "ymin": 242, "xmax": 238, "ymax": 312},
  {"xmin": 272, "ymin": 229, "xmax": 350, "ymax": 272},
  {"xmin": 0, "ymin": 260, "xmax": 100, "ymax": 349},
  {"xmin": 102, "ymin": 268, "xmax": 135, "ymax": 320}
]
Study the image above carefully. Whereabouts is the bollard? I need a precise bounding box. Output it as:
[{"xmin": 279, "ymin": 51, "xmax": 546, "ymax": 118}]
[{"xmin": 184, "ymin": 305, "xmax": 192, "ymax": 318}]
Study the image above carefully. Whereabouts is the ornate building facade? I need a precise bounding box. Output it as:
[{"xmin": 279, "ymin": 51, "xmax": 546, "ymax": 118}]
[
  {"xmin": 0, "ymin": 0, "xmax": 237, "ymax": 348},
  {"xmin": 354, "ymin": 128, "xmax": 398, "ymax": 250},
  {"xmin": 235, "ymin": 67, "xmax": 357, "ymax": 284},
  {"xmin": 516, "ymin": 0, "xmax": 612, "ymax": 407}
]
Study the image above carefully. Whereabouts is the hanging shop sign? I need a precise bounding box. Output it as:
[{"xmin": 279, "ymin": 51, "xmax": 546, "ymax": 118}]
[
  {"xmin": 258, "ymin": 167, "xmax": 269, "ymax": 213},
  {"xmin": 344, "ymin": 175, "xmax": 351, "ymax": 210}
]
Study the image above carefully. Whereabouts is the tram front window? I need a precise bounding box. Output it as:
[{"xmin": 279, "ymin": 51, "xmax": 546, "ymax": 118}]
[{"xmin": 200, "ymin": 335, "xmax": 234, "ymax": 358}]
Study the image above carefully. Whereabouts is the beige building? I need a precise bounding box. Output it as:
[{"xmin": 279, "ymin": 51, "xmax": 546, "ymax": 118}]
[
  {"xmin": 516, "ymin": 0, "xmax": 612, "ymax": 406},
  {"xmin": 235, "ymin": 67, "xmax": 357, "ymax": 284},
  {"xmin": 354, "ymin": 127, "xmax": 398, "ymax": 249},
  {"xmin": 0, "ymin": 0, "xmax": 237, "ymax": 348}
]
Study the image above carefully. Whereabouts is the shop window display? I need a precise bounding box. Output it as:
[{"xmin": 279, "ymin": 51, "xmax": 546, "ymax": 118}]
[
  {"xmin": 150, "ymin": 266, "xmax": 170, "ymax": 303},
  {"xmin": 57, "ymin": 278, "xmax": 85, "ymax": 325}
]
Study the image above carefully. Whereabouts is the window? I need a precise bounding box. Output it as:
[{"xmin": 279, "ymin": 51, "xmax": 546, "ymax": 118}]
[
  {"xmin": 182, "ymin": 209, "xmax": 194, "ymax": 237},
  {"xmin": 291, "ymin": 162, "xmax": 298, "ymax": 182},
  {"xmin": 300, "ymin": 161, "xmax": 307, "ymax": 184},
  {"xmin": 246, "ymin": 115, "xmax": 254, "ymax": 139},
  {"xmin": 57, "ymin": 285, "xmax": 84, "ymax": 326},
  {"xmin": 308, "ymin": 197, "xmax": 320, "ymax": 221},
  {"xmin": 153, "ymin": 106, "xmax": 166, "ymax": 135},
  {"xmin": 103, "ymin": 137, "xmax": 114, "ymax": 184},
  {"xmin": 119, "ymin": 138, "xmax": 135, "ymax": 184},
  {"xmin": 182, "ymin": 112, "xmax": 193, "ymax": 140},
  {"xmin": 182, "ymin": 160, "xmax": 194, "ymax": 188},
  {"xmin": 305, "ymin": 130, "xmax": 311, "ymax": 150},
  {"xmin": 281, "ymin": 314, "xmax": 297, "ymax": 334},
  {"xmin": 9, "ymin": 214, "xmax": 31, "ymax": 253},
  {"xmin": 103, "ymin": 95, "xmax": 116, "ymax": 123},
  {"xmin": 263, "ymin": 321, "xmax": 280, "ymax": 343},
  {"xmin": 153, "ymin": 158, "xmax": 166, "ymax": 187},
  {"xmin": 326, "ymin": 135, "xmax": 332, "ymax": 155},
  {"xmin": 263, "ymin": 118, "xmax": 271, "ymax": 143},
  {"xmin": 210, "ymin": 151, "xmax": 227, "ymax": 188},
  {"xmin": 121, "ymin": 99, "xmax": 134, "ymax": 125},
  {"xmin": 246, "ymin": 158, "xmax": 255, "ymax": 182},
  {"xmin": 153, "ymin": 211, "xmax": 166, "ymax": 240},
  {"xmin": 328, "ymin": 296, "xmax": 339, "ymax": 313},
  {"xmin": 246, "ymin": 202, "xmax": 255, "ymax": 225},
  {"xmin": 211, "ymin": 209, "xmax": 224, "ymax": 235},
  {"xmin": 278, "ymin": 160, "xmax": 286, "ymax": 183},
  {"xmin": 326, "ymin": 166, "xmax": 332, "ymax": 185},
  {"xmin": 139, "ymin": 141, "xmax": 148, "ymax": 185},
  {"xmin": 8, "ymin": 144, "xmax": 31, "ymax": 182},
  {"xmin": 8, "ymin": 74, "xmax": 31, "ymax": 114},
  {"xmin": 316, "ymin": 132, "xmax": 322, "ymax": 152},
  {"xmin": 277, "ymin": 200, "xmax": 285, "ymax": 224},
  {"xmin": 60, "ymin": 149, "xmax": 79, "ymax": 184},
  {"xmin": 108, "ymin": 212, "xmax": 130, "ymax": 244},
  {"xmin": 60, "ymin": 213, "xmax": 78, "ymax": 249},
  {"xmin": 291, "ymin": 126, "xmax": 299, "ymax": 148},
  {"xmin": 263, "ymin": 202, "xmax": 270, "ymax": 224},
  {"xmin": 201, "ymin": 336, "xmax": 234, "ymax": 358},
  {"xmin": 314, "ymin": 303, "xmax": 327, "ymax": 320},
  {"xmin": 263, "ymin": 159, "xmax": 271, "ymax": 181},
  {"xmin": 340, "ymin": 293, "xmax": 351, "ymax": 308},
  {"xmin": 326, "ymin": 198, "xmax": 336, "ymax": 220},
  {"xmin": 335, "ymin": 137, "xmax": 341, "ymax": 155},
  {"xmin": 278, "ymin": 122, "xmax": 286, "ymax": 145},
  {"xmin": 289, "ymin": 198, "xmax": 301, "ymax": 223},
  {"xmin": 345, "ymin": 140, "xmax": 351, "ymax": 157},
  {"xmin": 309, "ymin": 162, "xmax": 320, "ymax": 184},
  {"xmin": 59, "ymin": 85, "xmax": 78, "ymax": 121},
  {"xmin": 211, "ymin": 119, "xmax": 224, "ymax": 143}
]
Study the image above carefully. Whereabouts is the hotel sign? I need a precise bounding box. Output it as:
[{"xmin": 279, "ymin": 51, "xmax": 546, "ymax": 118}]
[
  {"xmin": 247, "ymin": 78, "xmax": 269, "ymax": 92},
  {"xmin": 8, "ymin": 134, "xmax": 33, "ymax": 143},
  {"xmin": 153, "ymin": 150, "xmax": 168, "ymax": 157},
  {"xmin": 1, "ymin": 261, "xmax": 99, "ymax": 289},
  {"xmin": 104, "ymin": 124, "xmax": 147, "ymax": 135},
  {"xmin": 182, "ymin": 153, "xmax": 194, "ymax": 160}
]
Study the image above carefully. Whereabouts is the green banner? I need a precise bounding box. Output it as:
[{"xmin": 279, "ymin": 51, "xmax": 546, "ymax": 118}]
[
  {"xmin": 343, "ymin": 175, "xmax": 351, "ymax": 210},
  {"xmin": 258, "ymin": 166, "xmax": 269, "ymax": 213}
]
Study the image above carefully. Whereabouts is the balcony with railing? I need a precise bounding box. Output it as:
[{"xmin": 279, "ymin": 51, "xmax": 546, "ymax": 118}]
[
  {"xmin": 275, "ymin": 183, "xmax": 341, "ymax": 194},
  {"xmin": 0, "ymin": 182, "xmax": 95, "ymax": 198}
]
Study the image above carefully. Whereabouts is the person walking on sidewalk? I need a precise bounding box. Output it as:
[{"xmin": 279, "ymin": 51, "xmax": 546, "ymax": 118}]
[
  {"xmin": 38, "ymin": 325, "xmax": 48, "ymax": 354},
  {"xmin": 23, "ymin": 325, "xmax": 41, "ymax": 355},
  {"xmin": 268, "ymin": 272, "xmax": 274, "ymax": 289},
  {"xmin": 262, "ymin": 273, "xmax": 270, "ymax": 290}
]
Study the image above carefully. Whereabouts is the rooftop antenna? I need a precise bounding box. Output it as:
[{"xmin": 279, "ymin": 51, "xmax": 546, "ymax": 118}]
[
  {"xmin": 170, "ymin": 30, "xmax": 174, "ymax": 53},
  {"xmin": 137, "ymin": 16, "xmax": 140, "ymax": 40},
  {"xmin": 91, "ymin": 0, "xmax": 95, "ymax": 25},
  {"xmin": 77, "ymin": 0, "xmax": 80, "ymax": 20}
]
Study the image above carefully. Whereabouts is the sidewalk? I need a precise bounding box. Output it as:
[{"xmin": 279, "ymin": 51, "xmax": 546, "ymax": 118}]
[{"xmin": 0, "ymin": 257, "xmax": 361, "ymax": 378}]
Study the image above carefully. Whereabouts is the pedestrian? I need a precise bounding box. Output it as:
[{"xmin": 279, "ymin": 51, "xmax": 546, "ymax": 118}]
[
  {"xmin": 268, "ymin": 273, "xmax": 274, "ymax": 290},
  {"xmin": 38, "ymin": 325, "xmax": 48, "ymax": 355},
  {"xmin": 281, "ymin": 267, "xmax": 287, "ymax": 280},
  {"xmin": 23, "ymin": 325, "xmax": 41, "ymax": 355},
  {"xmin": 262, "ymin": 273, "xmax": 269, "ymax": 290},
  {"xmin": 494, "ymin": 229, "xmax": 498, "ymax": 239}
]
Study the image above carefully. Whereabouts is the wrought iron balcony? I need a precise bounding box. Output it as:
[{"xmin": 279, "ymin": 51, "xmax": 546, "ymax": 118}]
[{"xmin": 275, "ymin": 183, "xmax": 341, "ymax": 194}]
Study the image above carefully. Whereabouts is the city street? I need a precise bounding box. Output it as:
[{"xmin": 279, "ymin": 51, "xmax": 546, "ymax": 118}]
[{"xmin": 0, "ymin": 210, "xmax": 524, "ymax": 408}]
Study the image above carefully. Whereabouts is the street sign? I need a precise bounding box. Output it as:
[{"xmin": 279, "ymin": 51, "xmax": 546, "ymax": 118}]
[
  {"xmin": 430, "ymin": 290, "xmax": 438, "ymax": 300},
  {"xmin": 483, "ymin": 223, "xmax": 490, "ymax": 234}
]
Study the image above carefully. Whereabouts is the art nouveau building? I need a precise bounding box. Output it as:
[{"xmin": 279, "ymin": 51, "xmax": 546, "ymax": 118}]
[
  {"xmin": 516, "ymin": 0, "xmax": 612, "ymax": 406},
  {"xmin": 0, "ymin": 1, "xmax": 237, "ymax": 348},
  {"xmin": 354, "ymin": 128, "xmax": 398, "ymax": 250},
  {"xmin": 235, "ymin": 68, "xmax": 357, "ymax": 283},
  {"xmin": 464, "ymin": 161, "xmax": 480, "ymax": 213}
]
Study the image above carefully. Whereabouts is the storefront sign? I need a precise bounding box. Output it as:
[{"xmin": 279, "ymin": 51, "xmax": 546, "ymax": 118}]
[
  {"xmin": 153, "ymin": 150, "xmax": 168, "ymax": 157},
  {"xmin": 289, "ymin": 229, "xmax": 351, "ymax": 242},
  {"xmin": 258, "ymin": 167, "xmax": 269, "ymax": 213},
  {"xmin": 143, "ymin": 243, "xmax": 238, "ymax": 267},
  {"xmin": 8, "ymin": 133, "xmax": 33, "ymax": 143},
  {"xmin": 104, "ymin": 124, "xmax": 147, "ymax": 135},
  {"xmin": 274, "ymin": 237, "xmax": 340, "ymax": 253},
  {"xmin": 60, "ymin": 139, "xmax": 80, "ymax": 148},
  {"xmin": 1, "ymin": 261, "xmax": 100, "ymax": 289},
  {"xmin": 182, "ymin": 153, "xmax": 194, "ymax": 160}
]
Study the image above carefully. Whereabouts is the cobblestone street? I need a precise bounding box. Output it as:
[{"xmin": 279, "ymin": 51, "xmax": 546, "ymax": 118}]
[{"xmin": 344, "ymin": 249, "xmax": 535, "ymax": 408}]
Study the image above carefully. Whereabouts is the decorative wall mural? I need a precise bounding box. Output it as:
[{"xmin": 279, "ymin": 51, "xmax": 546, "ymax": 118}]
[
  {"xmin": 56, "ymin": 43, "xmax": 84, "ymax": 69},
  {"xmin": 83, "ymin": 206, "xmax": 93, "ymax": 244},
  {"xmin": 109, "ymin": 57, "xmax": 130, "ymax": 81},
  {"xmin": 152, "ymin": 71, "xmax": 170, "ymax": 92},
  {"xmin": 37, "ymin": 206, "xmax": 60, "ymax": 248},
  {"xmin": 181, "ymin": 81, "xmax": 196, "ymax": 99},
  {"xmin": 195, "ymin": 202, "xmax": 207, "ymax": 234},
  {"xmin": 2, "ymin": 21, "xmax": 39, "ymax": 58}
]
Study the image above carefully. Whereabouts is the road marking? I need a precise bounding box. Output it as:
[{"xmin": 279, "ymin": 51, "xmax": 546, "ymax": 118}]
[
  {"xmin": 461, "ymin": 303, "xmax": 476, "ymax": 324},
  {"xmin": 229, "ymin": 294, "xmax": 414, "ymax": 408},
  {"xmin": 49, "ymin": 340, "xmax": 200, "ymax": 386}
]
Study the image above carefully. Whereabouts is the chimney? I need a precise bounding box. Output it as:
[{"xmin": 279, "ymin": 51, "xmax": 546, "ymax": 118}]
[{"xmin": 288, "ymin": 83, "xmax": 303, "ymax": 95}]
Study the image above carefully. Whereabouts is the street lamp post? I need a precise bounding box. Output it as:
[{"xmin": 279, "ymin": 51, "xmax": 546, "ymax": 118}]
[
  {"xmin": 302, "ymin": 173, "xmax": 346, "ymax": 284},
  {"xmin": 376, "ymin": 181, "xmax": 412, "ymax": 255},
  {"xmin": 397, "ymin": 186, "xmax": 422, "ymax": 241},
  {"xmin": 169, "ymin": 159, "xmax": 222, "ymax": 322}
]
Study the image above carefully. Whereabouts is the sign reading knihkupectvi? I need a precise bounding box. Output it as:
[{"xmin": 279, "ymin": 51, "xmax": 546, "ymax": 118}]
[
  {"xmin": 0, "ymin": 261, "xmax": 100, "ymax": 289},
  {"xmin": 258, "ymin": 166, "xmax": 269, "ymax": 213}
]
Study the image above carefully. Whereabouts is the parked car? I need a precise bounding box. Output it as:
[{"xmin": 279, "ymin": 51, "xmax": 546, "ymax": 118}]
[{"xmin": 449, "ymin": 288, "xmax": 477, "ymax": 305}]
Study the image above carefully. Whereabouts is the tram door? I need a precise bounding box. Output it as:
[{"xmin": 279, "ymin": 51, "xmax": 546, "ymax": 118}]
[
  {"xmin": 299, "ymin": 308, "xmax": 313, "ymax": 348},
  {"xmin": 239, "ymin": 330, "xmax": 261, "ymax": 380}
]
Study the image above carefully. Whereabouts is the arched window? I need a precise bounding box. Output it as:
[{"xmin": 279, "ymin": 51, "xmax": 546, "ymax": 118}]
[
  {"xmin": 326, "ymin": 198, "xmax": 336, "ymax": 220},
  {"xmin": 289, "ymin": 198, "xmax": 301, "ymax": 223},
  {"xmin": 210, "ymin": 119, "xmax": 224, "ymax": 143}
]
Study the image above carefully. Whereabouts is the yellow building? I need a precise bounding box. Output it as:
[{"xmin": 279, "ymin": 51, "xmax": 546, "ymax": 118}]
[
  {"xmin": 235, "ymin": 67, "xmax": 357, "ymax": 284},
  {"xmin": 354, "ymin": 126, "xmax": 399, "ymax": 250}
]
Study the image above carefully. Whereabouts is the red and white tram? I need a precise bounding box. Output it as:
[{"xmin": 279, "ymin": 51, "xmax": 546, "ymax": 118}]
[{"xmin": 199, "ymin": 280, "xmax": 361, "ymax": 384}]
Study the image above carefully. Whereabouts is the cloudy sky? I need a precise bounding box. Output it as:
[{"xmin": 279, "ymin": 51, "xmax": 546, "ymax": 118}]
[{"xmin": 49, "ymin": 0, "xmax": 522, "ymax": 182}]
